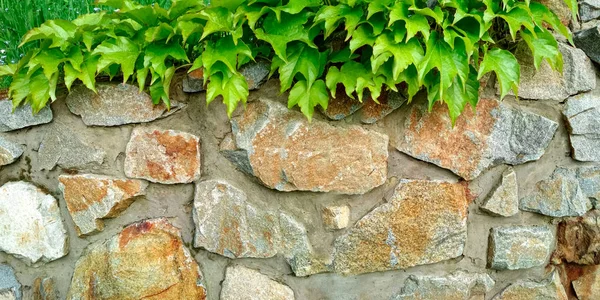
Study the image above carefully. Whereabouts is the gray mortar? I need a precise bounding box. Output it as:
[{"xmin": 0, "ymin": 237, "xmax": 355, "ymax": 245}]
[{"xmin": 0, "ymin": 75, "xmax": 599, "ymax": 299}]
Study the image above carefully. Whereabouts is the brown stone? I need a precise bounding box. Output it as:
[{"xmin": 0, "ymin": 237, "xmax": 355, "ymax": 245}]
[
  {"xmin": 357, "ymin": 89, "xmax": 406, "ymax": 124},
  {"xmin": 125, "ymin": 128, "xmax": 201, "ymax": 184},
  {"xmin": 333, "ymin": 180, "xmax": 468, "ymax": 274},
  {"xmin": 67, "ymin": 218, "xmax": 207, "ymax": 300},
  {"xmin": 228, "ymin": 99, "xmax": 388, "ymax": 194},
  {"xmin": 553, "ymin": 210, "xmax": 600, "ymax": 265},
  {"xmin": 492, "ymin": 270, "xmax": 567, "ymax": 299},
  {"xmin": 58, "ymin": 174, "xmax": 148, "ymax": 236},
  {"xmin": 319, "ymin": 86, "xmax": 364, "ymax": 120},
  {"xmin": 32, "ymin": 277, "xmax": 58, "ymax": 300},
  {"xmin": 540, "ymin": 0, "xmax": 572, "ymax": 26}
]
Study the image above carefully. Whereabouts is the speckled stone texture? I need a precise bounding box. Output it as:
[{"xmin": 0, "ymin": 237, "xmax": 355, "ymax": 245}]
[
  {"xmin": 66, "ymin": 83, "xmax": 183, "ymax": 126},
  {"xmin": 227, "ymin": 98, "xmax": 388, "ymax": 194},
  {"xmin": 392, "ymin": 271, "xmax": 494, "ymax": 300},
  {"xmin": 321, "ymin": 205, "xmax": 350, "ymax": 230},
  {"xmin": 124, "ymin": 127, "xmax": 201, "ymax": 184},
  {"xmin": 220, "ymin": 265, "xmax": 295, "ymax": 300},
  {"xmin": 564, "ymin": 92, "xmax": 600, "ymax": 162},
  {"xmin": 58, "ymin": 174, "xmax": 148, "ymax": 236},
  {"xmin": 0, "ymin": 136, "xmax": 23, "ymax": 167},
  {"xmin": 67, "ymin": 218, "xmax": 207, "ymax": 300},
  {"xmin": 358, "ymin": 90, "xmax": 406, "ymax": 124},
  {"xmin": 399, "ymin": 99, "xmax": 558, "ymax": 180},
  {"xmin": 581, "ymin": 0, "xmax": 600, "ymax": 22},
  {"xmin": 480, "ymin": 167, "xmax": 519, "ymax": 217},
  {"xmin": 0, "ymin": 100, "xmax": 52, "ymax": 132},
  {"xmin": 333, "ymin": 180, "xmax": 468, "ymax": 275},
  {"xmin": 319, "ymin": 89, "xmax": 364, "ymax": 120},
  {"xmin": 0, "ymin": 182, "xmax": 68, "ymax": 265},
  {"xmin": 0, "ymin": 265, "xmax": 21, "ymax": 300},
  {"xmin": 488, "ymin": 225, "xmax": 554, "ymax": 270},
  {"xmin": 575, "ymin": 26, "xmax": 600, "ymax": 64},
  {"xmin": 553, "ymin": 210, "xmax": 600, "ymax": 265},
  {"xmin": 491, "ymin": 271, "xmax": 567, "ymax": 299},
  {"xmin": 37, "ymin": 123, "xmax": 105, "ymax": 170}
]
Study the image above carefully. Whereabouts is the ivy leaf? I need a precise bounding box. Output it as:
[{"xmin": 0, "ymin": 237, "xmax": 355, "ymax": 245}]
[
  {"xmin": 27, "ymin": 48, "xmax": 65, "ymax": 80},
  {"xmin": 92, "ymin": 36, "xmax": 140, "ymax": 83},
  {"xmin": 313, "ymin": 4, "xmax": 363, "ymax": 39},
  {"xmin": 477, "ymin": 48, "xmax": 520, "ymax": 100},
  {"xmin": 144, "ymin": 41, "xmax": 188, "ymax": 79},
  {"xmin": 288, "ymin": 79, "xmax": 329, "ymax": 121},
  {"xmin": 200, "ymin": 6, "xmax": 242, "ymax": 42},
  {"xmin": 148, "ymin": 66, "xmax": 175, "ymax": 106},
  {"xmin": 206, "ymin": 70, "xmax": 249, "ymax": 117},
  {"xmin": 63, "ymin": 54, "xmax": 99, "ymax": 92},
  {"xmin": 271, "ymin": 43, "xmax": 327, "ymax": 93},
  {"xmin": 0, "ymin": 64, "xmax": 17, "ymax": 76},
  {"xmin": 562, "ymin": 0, "xmax": 578, "ymax": 24},
  {"xmin": 520, "ymin": 27, "xmax": 562, "ymax": 71},
  {"xmin": 397, "ymin": 64, "xmax": 420, "ymax": 101},
  {"xmin": 168, "ymin": 0, "xmax": 205, "ymax": 19},
  {"xmin": 326, "ymin": 61, "xmax": 376, "ymax": 102},
  {"xmin": 27, "ymin": 69, "xmax": 51, "ymax": 113},
  {"xmin": 20, "ymin": 20, "xmax": 77, "ymax": 48},
  {"xmin": 529, "ymin": 2, "xmax": 572, "ymax": 44},
  {"xmin": 254, "ymin": 11, "xmax": 316, "ymax": 61},
  {"xmin": 349, "ymin": 24, "xmax": 377, "ymax": 53},
  {"xmin": 443, "ymin": 66, "xmax": 480, "ymax": 125},
  {"xmin": 9, "ymin": 69, "xmax": 31, "ymax": 107},
  {"xmin": 372, "ymin": 34, "xmax": 424, "ymax": 79},
  {"xmin": 497, "ymin": 5, "xmax": 536, "ymax": 41},
  {"xmin": 202, "ymin": 36, "xmax": 253, "ymax": 76}
]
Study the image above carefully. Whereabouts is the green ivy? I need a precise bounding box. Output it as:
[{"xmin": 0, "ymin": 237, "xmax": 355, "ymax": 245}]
[{"xmin": 0, "ymin": 0, "xmax": 577, "ymax": 123}]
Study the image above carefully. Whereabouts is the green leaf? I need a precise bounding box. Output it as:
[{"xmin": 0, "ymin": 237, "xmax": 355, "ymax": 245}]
[
  {"xmin": 202, "ymin": 36, "xmax": 252, "ymax": 76},
  {"xmin": 497, "ymin": 5, "xmax": 536, "ymax": 41},
  {"xmin": 200, "ymin": 6, "xmax": 242, "ymax": 42},
  {"xmin": 20, "ymin": 20, "xmax": 77, "ymax": 48},
  {"xmin": 148, "ymin": 66, "xmax": 176, "ymax": 106},
  {"xmin": 92, "ymin": 36, "xmax": 140, "ymax": 83},
  {"xmin": 520, "ymin": 27, "xmax": 562, "ymax": 71},
  {"xmin": 313, "ymin": 4, "xmax": 363, "ymax": 39},
  {"xmin": 0, "ymin": 64, "xmax": 17, "ymax": 76},
  {"xmin": 253, "ymin": 11, "xmax": 316, "ymax": 61},
  {"xmin": 443, "ymin": 66, "xmax": 480, "ymax": 125},
  {"xmin": 272, "ymin": 42, "xmax": 327, "ymax": 93},
  {"xmin": 63, "ymin": 54, "xmax": 99, "ymax": 92},
  {"xmin": 529, "ymin": 2, "xmax": 572, "ymax": 44},
  {"xmin": 326, "ymin": 61, "xmax": 377, "ymax": 102},
  {"xmin": 206, "ymin": 70, "xmax": 249, "ymax": 117},
  {"xmin": 144, "ymin": 41, "xmax": 189, "ymax": 79},
  {"xmin": 477, "ymin": 48, "xmax": 520, "ymax": 100},
  {"xmin": 372, "ymin": 34, "xmax": 424, "ymax": 80},
  {"xmin": 288, "ymin": 79, "xmax": 329, "ymax": 121},
  {"xmin": 562, "ymin": 0, "xmax": 578, "ymax": 24}
]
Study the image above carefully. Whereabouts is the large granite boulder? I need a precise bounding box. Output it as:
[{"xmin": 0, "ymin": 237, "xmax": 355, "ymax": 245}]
[
  {"xmin": 67, "ymin": 218, "xmax": 207, "ymax": 300},
  {"xmin": 225, "ymin": 99, "xmax": 389, "ymax": 194},
  {"xmin": 399, "ymin": 99, "xmax": 557, "ymax": 180}
]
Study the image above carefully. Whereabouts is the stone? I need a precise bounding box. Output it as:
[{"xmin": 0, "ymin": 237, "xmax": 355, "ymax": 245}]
[
  {"xmin": 574, "ymin": 26, "xmax": 600, "ymax": 64},
  {"xmin": 0, "ymin": 100, "xmax": 52, "ymax": 132},
  {"xmin": 37, "ymin": 123, "xmax": 105, "ymax": 170},
  {"xmin": 392, "ymin": 271, "xmax": 495, "ymax": 300},
  {"xmin": 183, "ymin": 68, "xmax": 205, "ymax": 93},
  {"xmin": 67, "ymin": 218, "xmax": 207, "ymax": 300},
  {"xmin": 564, "ymin": 93, "xmax": 600, "ymax": 162},
  {"xmin": 399, "ymin": 98, "xmax": 558, "ymax": 180},
  {"xmin": 539, "ymin": 0, "xmax": 572, "ymax": 25},
  {"xmin": 220, "ymin": 265, "xmax": 295, "ymax": 300},
  {"xmin": 124, "ymin": 127, "xmax": 201, "ymax": 184},
  {"xmin": 31, "ymin": 278, "xmax": 58, "ymax": 300},
  {"xmin": 480, "ymin": 167, "xmax": 519, "ymax": 217},
  {"xmin": 240, "ymin": 60, "xmax": 270, "ymax": 91},
  {"xmin": 487, "ymin": 225, "xmax": 554, "ymax": 270},
  {"xmin": 491, "ymin": 270, "xmax": 567, "ymax": 300},
  {"xmin": 498, "ymin": 43, "xmax": 596, "ymax": 101},
  {"xmin": 66, "ymin": 83, "xmax": 183, "ymax": 126},
  {"xmin": 193, "ymin": 180, "xmax": 325, "ymax": 276},
  {"xmin": 0, "ymin": 265, "xmax": 21, "ymax": 300},
  {"xmin": 332, "ymin": 180, "xmax": 468, "ymax": 275},
  {"xmin": 553, "ymin": 210, "xmax": 600, "ymax": 265},
  {"xmin": 228, "ymin": 99, "xmax": 389, "ymax": 194},
  {"xmin": 322, "ymin": 205, "xmax": 350, "ymax": 230},
  {"xmin": 358, "ymin": 90, "xmax": 406, "ymax": 124},
  {"xmin": 58, "ymin": 174, "xmax": 148, "ymax": 236},
  {"xmin": 319, "ymin": 88, "xmax": 364, "ymax": 120},
  {"xmin": 0, "ymin": 181, "xmax": 69, "ymax": 265},
  {"xmin": 581, "ymin": 0, "xmax": 600, "ymax": 22},
  {"xmin": 573, "ymin": 268, "xmax": 600, "ymax": 300},
  {"xmin": 0, "ymin": 136, "xmax": 23, "ymax": 167},
  {"xmin": 577, "ymin": 166, "xmax": 600, "ymax": 205},
  {"xmin": 520, "ymin": 167, "xmax": 592, "ymax": 217}
]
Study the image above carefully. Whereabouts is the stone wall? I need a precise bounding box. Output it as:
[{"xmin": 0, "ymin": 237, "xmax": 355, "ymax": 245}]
[{"xmin": 2, "ymin": 11, "xmax": 600, "ymax": 300}]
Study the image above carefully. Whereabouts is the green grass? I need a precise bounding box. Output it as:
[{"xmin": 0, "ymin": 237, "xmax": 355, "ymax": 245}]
[{"xmin": 0, "ymin": 0, "xmax": 172, "ymax": 89}]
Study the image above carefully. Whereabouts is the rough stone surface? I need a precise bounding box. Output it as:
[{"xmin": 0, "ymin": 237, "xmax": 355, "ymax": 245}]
[
  {"xmin": 399, "ymin": 98, "xmax": 558, "ymax": 180},
  {"xmin": 520, "ymin": 167, "xmax": 592, "ymax": 217},
  {"xmin": 0, "ymin": 182, "xmax": 68, "ymax": 265},
  {"xmin": 581, "ymin": 0, "xmax": 600, "ymax": 22},
  {"xmin": 333, "ymin": 180, "xmax": 468, "ymax": 275},
  {"xmin": 183, "ymin": 68, "xmax": 205, "ymax": 93},
  {"xmin": 67, "ymin": 218, "xmax": 207, "ymax": 300},
  {"xmin": 228, "ymin": 99, "xmax": 388, "ymax": 194},
  {"xmin": 499, "ymin": 43, "xmax": 596, "ymax": 101},
  {"xmin": 0, "ymin": 265, "xmax": 20, "ymax": 300},
  {"xmin": 66, "ymin": 83, "xmax": 183, "ymax": 126},
  {"xmin": 358, "ymin": 90, "xmax": 406, "ymax": 124},
  {"xmin": 193, "ymin": 180, "xmax": 325, "ymax": 276},
  {"xmin": 488, "ymin": 225, "xmax": 554, "ymax": 270},
  {"xmin": 0, "ymin": 100, "xmax": 52, "ymax": 132},
  {"xmin": 58, "ymin": 174, "xmax": 148, "ymax": 236},
  {"xmin": 220, "ymin": 265, "xmax": 295, "ymax": 300},
  {"xmin": 0, "ymin": 136, "xmax": 23, "ymax": 167},
  {"xmin": 322, "ymin": 205, "xmax": 350, "ymax": 230},
  {"xmin": 480, "ymin": 167, "xmax": 519, "ymax": 217},
  {"xmin": 392, "ymin": 271, "xmax": 495, "ymax": 300},
  {"xmin": 575, "ymin": 26, "xmax": 600, "ymax": 64},
  {"xmin": 572, "ymin": 267, "xmax": 600, "ymax": 300},
  {"xmin": 124, "ymin": 127, "xmax": 201, "ymax": 184},
  {"xmin": 492, "ymin": 271, "xmax": 567, "ymax": 299},
  {"xmin": 240, "ymin": 60, "xmax": 270, "ymax": 91},
  {"xmin": 319, "ymin": 89, "xmax": 364, "ymax": 120},
  {"xmin": 577, "ymin": 166, "xmax": 600, "ymax": 205},
  {"xmin": 553, "ymin": 210, "xmax": 600, "ymax": 265},
  {"xmin": 564, "ymin": 92, "xmax": 600, "ymax": 162},
  {"xmin": 37, "ymin": 123, "xmax": 105, "ymax": 170},
  {"xmin": 31, "ymin": 278, "xmax": 58, "ymax": 300}
]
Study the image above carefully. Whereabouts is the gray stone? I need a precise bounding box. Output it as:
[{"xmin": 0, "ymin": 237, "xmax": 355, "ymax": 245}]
[
  {"xmin": 37, "ymin": 123, "xmax": 105, "ymax": 170},
  {"xmin": 498, "ymin": 43, "xmax": 596, "ymax": 101},
  {"xmin": 480, "ymin": 167, "xmax": 519, "ymax": 217},
  {"xmin": 227, "ymin": 99, "xmax": 388, "ymax": 194},
  {"xmin": 0, "ymin": 100, "xmax": 52, "ymax": 132},
  {"xmin": 182, "ymin": 73, "xmax": 204, "ymax": 93},
  {"xmin": 577, "ymin": 166, "xmax": 600, "ymax": 205},
  {"xmin": 0, "ymin": 182, "xmax": 69, "ymax": 265},
  {"xmin": 240, "ymin": 60, "xmax": 270, "ymax": 91},
  {"xmin": 564, "ymin": 92, "xmax": 600, "ymax": 162},
  {"xmin": 333, "ymin": 180, "xmax": 468, "ymax": 275},
  {"xmin": 0, "ymin": 265, "xmax": 21, "ymax": 300},
  {"xmin": 399, "ymin": 98, "xmax": 558, "ymax": 180},
  {"xmin": 491, "ymin": 270, "xmax": 567, "ymax": 299},
  {"xmin": 0, "ymin": 136, "xmax": 23, "ymax": 167},
  {"xmin": 193, "ymin": 180, "xmax": 326, "ymax": 277},
  {"xmin": 582, "ymin": 1, "xmax": 600, "ymax": 23},
  {"xmin": 487, "ymin": 225, "xmax": 554, "ymax": 270},
  {"xmin": 220, "ymin": 265, "xmax": 295, "ymax": 300},
  {"xmin": 393, "ymin": 271, "xmax": 494, "ymax": 300},
  {"xmin": 520, "ymin": 167, "xmax": 592, "ymax": 217},
  {"xmin": 66, "ymin": 83, "xmax": 183, "ymax": 126},
  {"xmin": 575, "ymin": 26, "xmax": 600, "ymax": 64}
]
